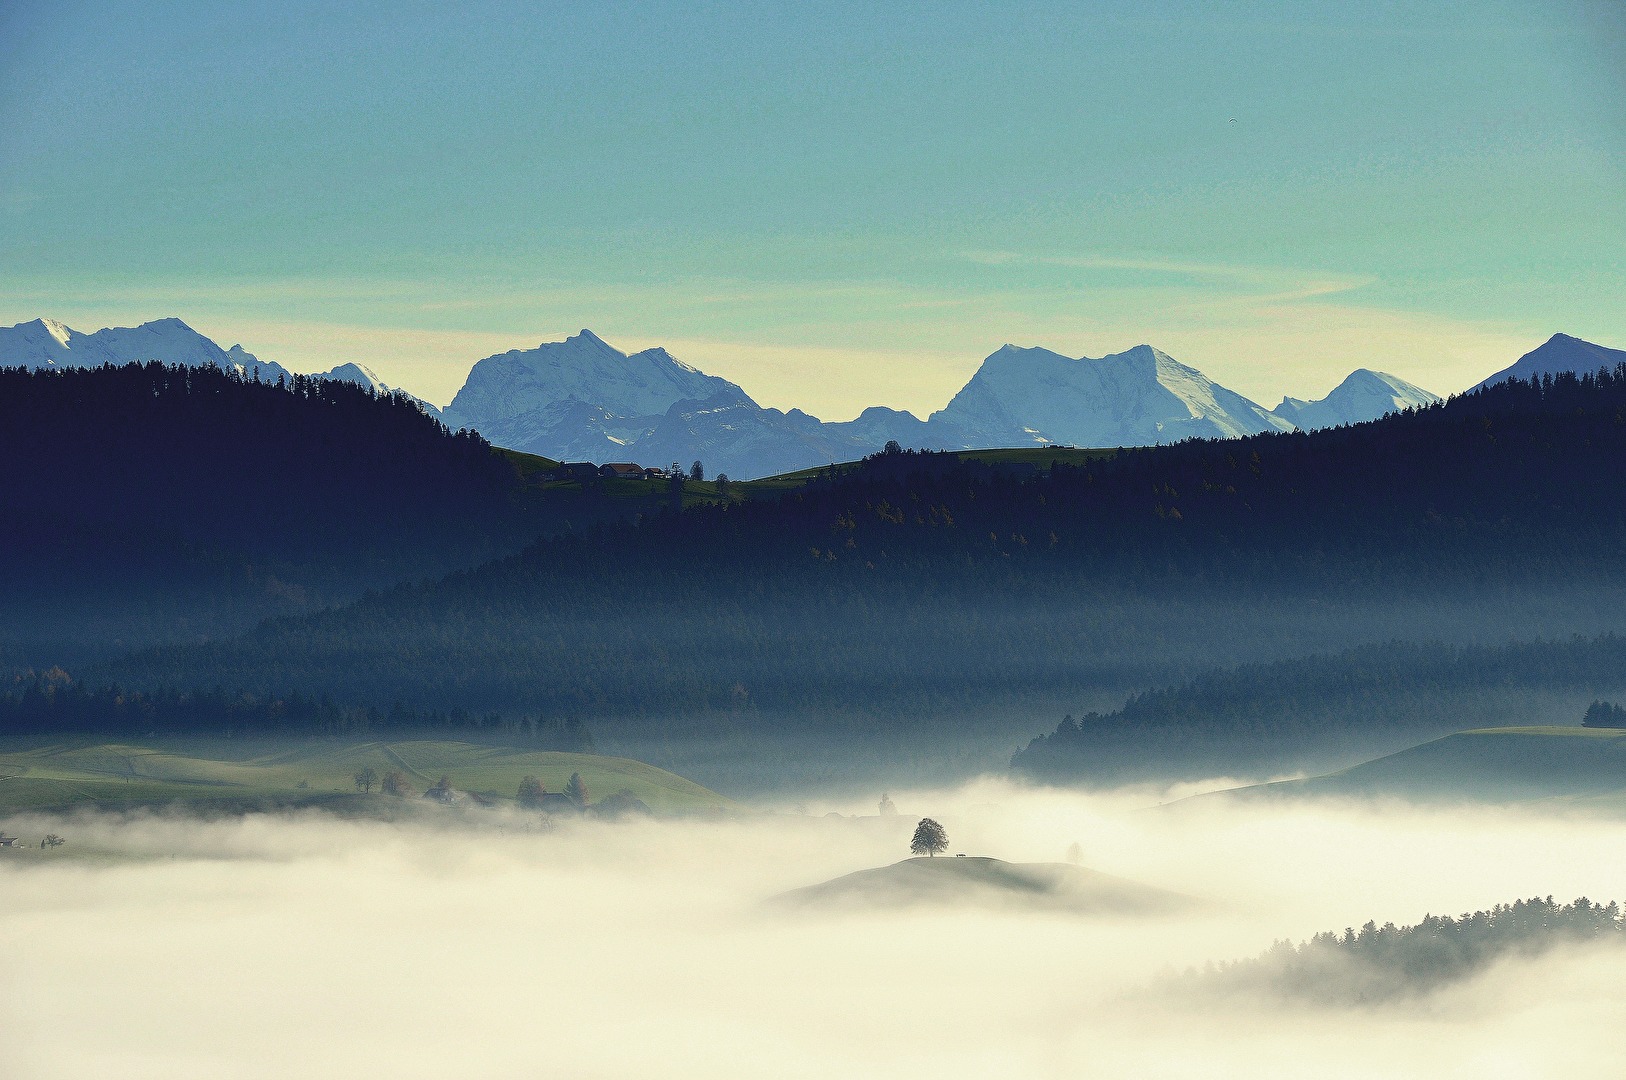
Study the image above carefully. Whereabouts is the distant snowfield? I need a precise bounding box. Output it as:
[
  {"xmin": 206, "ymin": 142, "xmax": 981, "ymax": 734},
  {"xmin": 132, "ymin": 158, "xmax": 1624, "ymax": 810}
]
[{"xmin": 2, "ymin": 779, "xmax": 1624, "ymax": 1078}]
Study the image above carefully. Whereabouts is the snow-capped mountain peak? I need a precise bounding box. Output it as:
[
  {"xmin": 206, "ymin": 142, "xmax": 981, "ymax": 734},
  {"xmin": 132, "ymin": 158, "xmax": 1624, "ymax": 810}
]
[
  {"xmin": 440, "ymin": 328, "xmax": 751, "ymax": 451},
  {"xmin": 930, "ymin": 341, "xmax": 1292, "ymax": 447},
  {"xmin": 322, "ymin": 362, "xmax": 389, "ymax": 392},
  {"xmin": 0, "ymin": 317, "xmax": 284, "ymax": 383},
  {"xmin": 1271, "ymin": 368, "xmax": 1440, "ymax": 431},
  {"xmin": 1471, "ymin": 333, "xmax": 1626, "ymax": 391}
]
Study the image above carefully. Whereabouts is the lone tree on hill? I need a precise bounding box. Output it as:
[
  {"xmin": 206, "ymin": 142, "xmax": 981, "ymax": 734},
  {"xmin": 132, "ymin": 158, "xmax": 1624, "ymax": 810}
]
[
  {"xmin": 564, "ymin": 771, "xmax": 589, "ymax": 808},
  {"xmin": 910, "ymin": 818, "xmax": 948, "ymax": 857},
  {"xmin": 381, "ymin": 770, "xmax": 411, "ymax": 797},
  {"xmin": 689, "ymin": 460, "xmax": 704, "ymax": 482},
  {"xmin": 517, "ymin": 775, "xmax": 545, "ymax": 808},
  {"xmin": 353, "ymin": 766, "xmax": 378, "ymax": 793}
]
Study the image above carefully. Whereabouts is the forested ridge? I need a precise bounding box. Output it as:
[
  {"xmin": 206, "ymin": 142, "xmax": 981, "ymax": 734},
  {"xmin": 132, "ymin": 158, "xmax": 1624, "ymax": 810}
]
[
  {"xmin": 0, "ymin": 362, "xmax": 550, "ymax": 667},
  {"xmin": 0, "ymin": 668, "xmax": 594, "ymax": 748},
  {"xmin": 89, "ymin": 368, "xmax": 1626, "ymax": 748},
  {"xmin": 1195, "ymin": 896, "xmax": 1625, "ymax": 1004},
  {"xmin": 1013, "ymin": 635, "xmax": 1626, "ymax": 782}
]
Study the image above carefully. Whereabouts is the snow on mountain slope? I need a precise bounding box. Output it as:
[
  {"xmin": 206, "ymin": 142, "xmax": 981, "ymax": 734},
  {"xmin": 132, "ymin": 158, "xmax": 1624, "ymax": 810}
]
[
  {"xmin": 317, "ymin": 361, "xmax": 442, "ymax": 416},
  {"xmin": 437, "ymin": 328, "xmax": 955, "ymax": 475},
  {"xmin": 441, "ymin": 329, "xmax": 748, "ymax": 450},
  {"xmin": 1271, "ymin": 369, "xmax": 1440, "ymax": 431},
  {"xmin": 0, "ymin": 317, "xmax": 449, "ymax": 418},
  {"xmin": 929, "ymin": 343, "xmax": 1292, "ymax": 448},
  {"xmin": 1471, "ymin": 334, "xmax": 1626, "ymax": 391},
  {"xmin": 0, "ymin": 317, "xmax": 293, "ymax": 383}
]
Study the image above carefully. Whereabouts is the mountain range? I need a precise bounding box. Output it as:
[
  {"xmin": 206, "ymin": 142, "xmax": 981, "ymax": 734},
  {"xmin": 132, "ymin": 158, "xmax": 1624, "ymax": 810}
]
[
  {"xmin": 437, "ymin": 331, "xmax": 1442, "ymax": 477},
  {"xmin": 0, "ymin": 317, "xmax": 435, "ymax": 412},
  {"xmin": 30, "ymin": 316, "xmax": 1626, "ymax": 480}
]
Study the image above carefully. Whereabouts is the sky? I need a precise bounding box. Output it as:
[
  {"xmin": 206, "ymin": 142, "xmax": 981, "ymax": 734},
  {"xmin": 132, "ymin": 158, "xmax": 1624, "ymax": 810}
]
[{"xmin": 0, "ymin": 1, "xmax": 1622, "ymax": 417}]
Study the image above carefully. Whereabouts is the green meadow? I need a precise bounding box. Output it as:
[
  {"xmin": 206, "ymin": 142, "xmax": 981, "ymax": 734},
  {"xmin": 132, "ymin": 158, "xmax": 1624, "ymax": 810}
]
[
  {"xmin": 0, "ymin": 738, "xmax": 737, "ymax": 815},
  {"xmin": 1216, "ymin": 726, "xmax": 1626, "ymax": 804}
]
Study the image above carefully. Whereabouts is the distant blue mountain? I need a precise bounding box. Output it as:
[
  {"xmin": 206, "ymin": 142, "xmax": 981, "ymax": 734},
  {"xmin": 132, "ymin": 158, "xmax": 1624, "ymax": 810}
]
[{"xmin": 1472, "ymin": 333, "xmax": 1626, "ymax": 391}]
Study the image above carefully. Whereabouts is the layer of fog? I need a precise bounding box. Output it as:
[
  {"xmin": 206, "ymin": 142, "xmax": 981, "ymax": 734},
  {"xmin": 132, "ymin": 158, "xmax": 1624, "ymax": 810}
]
[{"xmin": 3, "ymin": 782, "xmax": 1626, "ymax": 1078}]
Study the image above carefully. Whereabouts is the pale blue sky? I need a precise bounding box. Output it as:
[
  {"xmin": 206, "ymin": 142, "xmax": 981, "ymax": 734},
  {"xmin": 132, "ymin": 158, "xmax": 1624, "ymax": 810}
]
[{"xmin": 1, "ymin": 1, "xmax": 1621, "ymax": 416}]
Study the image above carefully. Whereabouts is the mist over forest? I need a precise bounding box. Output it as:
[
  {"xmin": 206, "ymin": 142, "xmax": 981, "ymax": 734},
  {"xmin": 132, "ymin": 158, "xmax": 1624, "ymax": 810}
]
[{"xmin": 1, "ymin": 363, "xmax": 1616, "ymax": 788}]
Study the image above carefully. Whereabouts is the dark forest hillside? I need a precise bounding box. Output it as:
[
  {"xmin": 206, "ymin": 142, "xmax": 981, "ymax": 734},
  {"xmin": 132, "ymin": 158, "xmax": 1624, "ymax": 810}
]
[
  {"xmin": 90, "ymin": 369, "xmax": 1626, "ymax": 774},
  {"xmin": 1012, "ymin": 635, "xmax": 1626, "ymax": 783},
  {"xmin": 0, "ymin": 363, "xmax": 547, "ymax": 667}
]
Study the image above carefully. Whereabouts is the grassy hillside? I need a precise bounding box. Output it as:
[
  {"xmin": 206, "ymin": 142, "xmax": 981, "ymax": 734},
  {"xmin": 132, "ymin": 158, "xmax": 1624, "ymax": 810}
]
[
  {"xmin": 740, "ymin": 446, "xmax": 1118, "ymax": 493},
  {"xmin": 1215, "ymin": 726, "xmax": 1626, "ymax": 803},
  {"xmin": 0, "ymin": 738, "xmax": 736, "ymax": 814},
  {"xmin": 774, "ymin": 855, "xmax": 1190, "ymax": 913},
  {"xmin": 1013, "ymin": 636, "xmax": 1626, "ymax": 785}
]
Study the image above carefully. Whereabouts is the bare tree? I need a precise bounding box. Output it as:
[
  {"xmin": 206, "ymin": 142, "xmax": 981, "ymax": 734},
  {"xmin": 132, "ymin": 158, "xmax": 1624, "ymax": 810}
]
[
  {"xmin": 910, "ymin": 818, "xmax": 948, "ymax": 857},
  {"xmin": 381, "ymin": 770, "xmax": 412, "ymax": 797},
  {"xmin": 353, "ymin": 766, "xmax": 378, "ymax": 793},
  {"xmin": 42, "ymin": 834, "xmax": 65, "ymax": 848}
]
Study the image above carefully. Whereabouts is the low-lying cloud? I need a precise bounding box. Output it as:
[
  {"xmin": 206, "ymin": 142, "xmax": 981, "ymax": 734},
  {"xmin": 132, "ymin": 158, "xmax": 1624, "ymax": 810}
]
[{"xmin": 2, "ymin": 781, "xmax": 1624, "ymax": 1078}]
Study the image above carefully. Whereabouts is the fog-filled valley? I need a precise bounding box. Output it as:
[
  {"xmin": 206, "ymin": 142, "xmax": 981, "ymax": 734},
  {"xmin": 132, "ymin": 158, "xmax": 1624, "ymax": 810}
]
[
  {"xmin": 6, "ymin": 4, "xmax": 1624, "ymax": 1074},
  {"xmin": 5, "ymin": 785, "xmax": 1626, "ymax": 1079}
]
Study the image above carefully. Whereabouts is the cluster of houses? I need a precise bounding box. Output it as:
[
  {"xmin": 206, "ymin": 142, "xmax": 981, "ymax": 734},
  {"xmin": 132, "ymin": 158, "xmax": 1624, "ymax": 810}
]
[{"xmin": 545, "ymin": 461, "xmax": 672, "ymax": 482}]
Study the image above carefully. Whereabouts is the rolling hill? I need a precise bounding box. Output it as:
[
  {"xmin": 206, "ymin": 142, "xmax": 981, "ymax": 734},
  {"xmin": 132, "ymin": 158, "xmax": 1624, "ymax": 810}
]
[
  {"xmin": 773, "ymin": 855, "xmax": 1190, "ymax": 913},
  {"xmin": 0, "ymin": 738, "xmax": 735, "ymax": 815},
  {"xmin": 1207, "ymin": 726, "xmax": 1626, "ymax": 804},
  {"xmin": 1011, "ymin": 635, "xmax": 1626, "ymax": 785}
]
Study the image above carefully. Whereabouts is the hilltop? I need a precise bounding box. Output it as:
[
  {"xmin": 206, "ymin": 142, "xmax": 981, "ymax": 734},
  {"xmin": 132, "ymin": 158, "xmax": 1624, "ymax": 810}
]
[{"xmin": 774, "ymin": 855, "xmax": 1190, "ymax": 913}]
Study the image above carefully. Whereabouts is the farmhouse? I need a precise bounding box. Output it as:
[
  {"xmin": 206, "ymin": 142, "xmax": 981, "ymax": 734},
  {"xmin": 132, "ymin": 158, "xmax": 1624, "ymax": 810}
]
[
  {"xmin": 0, "ymin": 835, "xmax": 18, "ymax": 847},
  {"xmin": 599, "ymin": 462, "xmax": 645, "ymax": 479},
  {"xmin": 551, "ymin": 462, "xmax": 601, "ymax": 482}
]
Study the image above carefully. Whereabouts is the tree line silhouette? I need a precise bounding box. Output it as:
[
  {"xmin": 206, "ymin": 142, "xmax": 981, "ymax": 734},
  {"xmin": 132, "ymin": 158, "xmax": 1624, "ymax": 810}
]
[
  {"xmin": 0, "ymin": 361, "xmax": 553, "ymax": 669},
  {"xmin": 0, "ymin": 668, "xmax": 595, "ymax": 746}
]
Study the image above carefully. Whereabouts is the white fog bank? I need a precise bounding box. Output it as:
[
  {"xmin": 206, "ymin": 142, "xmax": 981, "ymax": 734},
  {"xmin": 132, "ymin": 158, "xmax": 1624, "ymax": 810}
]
[{"xmin": 3, "ymin": 782, "xmax": 1625, "ymax": 1078}]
